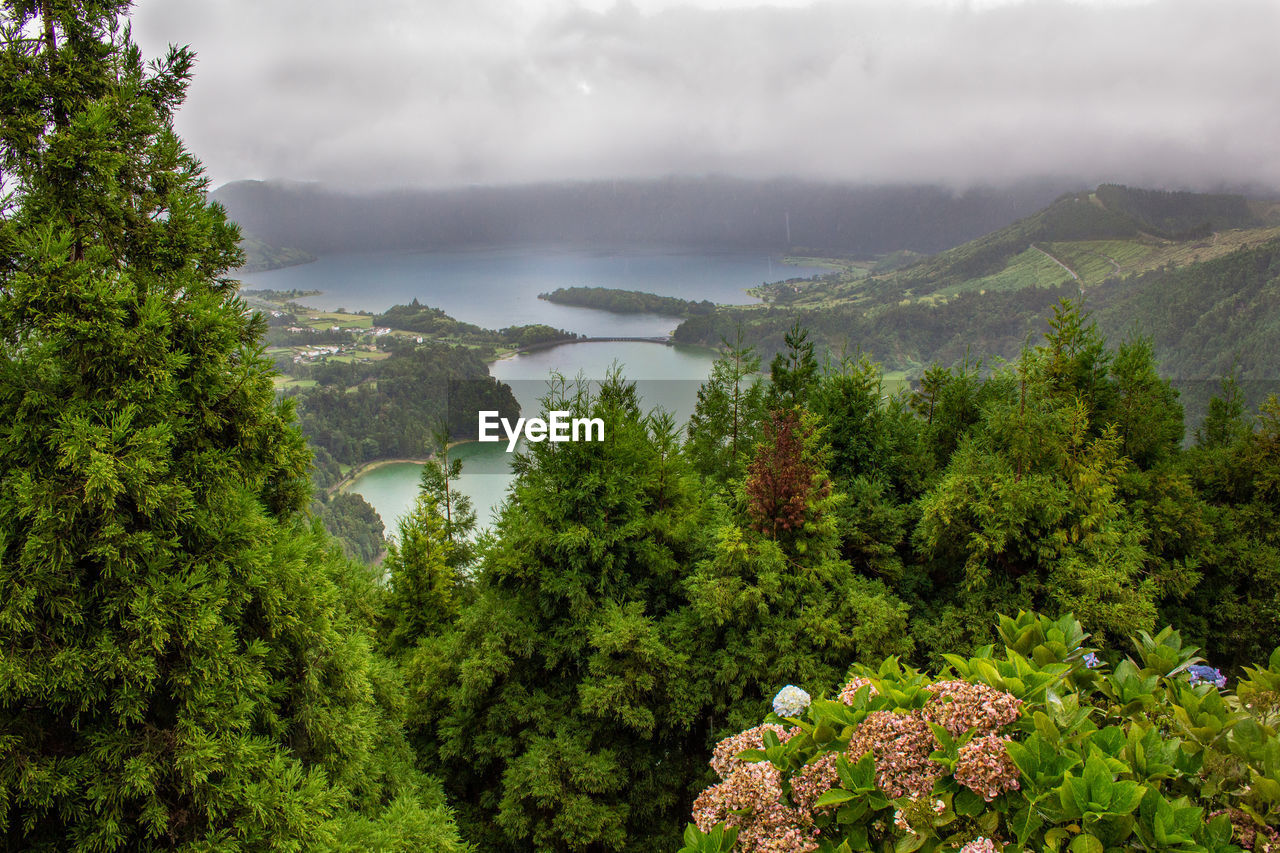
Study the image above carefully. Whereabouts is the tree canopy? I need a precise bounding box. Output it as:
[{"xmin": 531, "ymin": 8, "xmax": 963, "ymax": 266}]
[{"xmin": 0, "ymin": 3, "xmax": 466, "ymax": 849}]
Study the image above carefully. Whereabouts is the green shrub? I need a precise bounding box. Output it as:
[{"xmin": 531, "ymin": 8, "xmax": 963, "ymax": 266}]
[{"xmin": 681, "ymin": 611, "xmax": 1280, "ymax": 852}]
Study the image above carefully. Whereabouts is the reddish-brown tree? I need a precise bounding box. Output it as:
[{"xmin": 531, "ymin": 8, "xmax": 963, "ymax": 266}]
[{"xmin": 745, "ymin": 410, "xmax": 831, "ymax": 537}]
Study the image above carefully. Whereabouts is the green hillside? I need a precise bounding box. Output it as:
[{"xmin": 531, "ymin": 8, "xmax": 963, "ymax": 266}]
[
  {"xmin": 238, "ymin": 232, "xmax": 316, "ymax": 271},
  {"xmin": 675, "ymin": 185, "xmax": 1280, "ymax": 427},
  {"xmin": 750, "ymin": 185, "xmax": 1271, "ymax": 309}
]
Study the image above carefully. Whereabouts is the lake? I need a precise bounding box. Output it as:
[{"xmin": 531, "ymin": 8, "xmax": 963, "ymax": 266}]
[
  {"xmin": 242, "ymin": 245, "xmax": 823, "ymax": 336},
  {"xmin": 345, "ymin": 340, "xmax": 720, "ymax": 531},
  {"xmin": 249, "ymin": 247, "xmax": 821, "ymax": 532}
]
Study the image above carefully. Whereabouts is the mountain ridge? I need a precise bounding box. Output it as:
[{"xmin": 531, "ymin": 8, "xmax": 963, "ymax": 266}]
[{"xmin": 212, "ymin": 176, "xmax": 1073, "ymax": 256}]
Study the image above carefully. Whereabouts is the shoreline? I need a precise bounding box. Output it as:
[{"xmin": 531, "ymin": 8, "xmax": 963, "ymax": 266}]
[
  {"xmin": 488, "ymin": 335, "xmax": 726, "ymax": 365},
  {"xmin": 329, "ymin": 439, "xmax": 480, "ymax": 496}
]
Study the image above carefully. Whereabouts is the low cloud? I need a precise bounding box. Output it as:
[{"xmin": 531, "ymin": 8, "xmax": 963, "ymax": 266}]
[{"xmin": 131, "ymin": 0, "xmax": 1280, "ymax": 190}]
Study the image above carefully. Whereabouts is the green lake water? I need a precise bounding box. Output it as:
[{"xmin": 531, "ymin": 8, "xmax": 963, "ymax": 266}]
[{"xmin": 346, "ymin": 340, "xmax": 717, "ymax": 531}]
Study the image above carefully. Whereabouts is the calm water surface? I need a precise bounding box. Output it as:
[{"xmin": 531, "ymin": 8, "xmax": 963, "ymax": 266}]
[
  {"xmin": 243, "ymin": 246, "xmax": 823, "ymax": 336},
  {"xmin": 347, "ymin": 341, "xmax": 717, "ymax": 531},
  {"xmin": 276, "ymin": 247, "xmax": 807, "ymax": 532}
]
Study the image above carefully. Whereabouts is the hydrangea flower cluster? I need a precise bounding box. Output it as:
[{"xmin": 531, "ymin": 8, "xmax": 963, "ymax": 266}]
[
  {"xmin": 837, "ymin": 676, "xmax": 877, "ymax": 704},
  {"xmin": 922, "ymin": 680, "xmax": 1023, "ymax": 738},
  {"xmin": 692, "ymin": 676, "xmax": 1024, "ymax": 852},
  {"xmin": 958, "ymin": 836, "xmax": 998, "ymax": 853},
  {"xmin": 1082, "ymin": 652, "xmax": 1101, "ymax": 669},
  {"xmin": 1188, "ymin": 664, "xmax": 1227, "ymax": 688},
  {"xmin": 790, "ymin": 752, "xmax": 840, "ymax": 813},
  {"xmin": 954, "ymin": 733, "xmax": 1021, "ymax": 801},
  {"xmin": 710, "ymin": 723, "xmax": 796, "ymax": 778},
  {"xmin": 846, "ymin": 710, "xmax": 944, "ymax": 799},
  {"xmin": 773, "ymin": 685, "xmax": 811, "ymax": 717},
  {"xmin": 692, "ymin": 760, "xmax": 819, "ymax": 853}
]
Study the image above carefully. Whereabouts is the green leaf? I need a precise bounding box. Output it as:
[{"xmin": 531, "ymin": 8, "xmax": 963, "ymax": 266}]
[
  {"xmin": 894, "ymin": 833, "xmax": 926, "ymax": 853},
  {"xmin": 1082, "ymin": 754, "xmax": 1112, "ymax": 807},
  {"xmin": 955, "ymin": 788, "xmax": 985, "ymax": 817},
  {"xmin": 1069, "ymin": 833, "xmax": 1103, "ymax": 853},
  {"xmin": 1109, "ymin": 781, "xmax": 1144, "ymax": 815},
  {"xmin": 814, "ymin": 789, "xmax": 857, "ymax": 808},
  {"xmin": 1011, "ymin": 804, "xmax": 1044, "ymax": 845}
]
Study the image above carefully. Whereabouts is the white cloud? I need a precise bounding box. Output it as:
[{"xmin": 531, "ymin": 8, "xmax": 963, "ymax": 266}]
[{"xmin": 131, "ymin": 0, "xmax": 1280, "ymax": 189}]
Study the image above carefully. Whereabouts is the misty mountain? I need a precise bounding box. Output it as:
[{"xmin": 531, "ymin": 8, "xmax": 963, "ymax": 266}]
[{"xmin": 212, "ymin": 176, "xmax": 1073, "ymax": 257}]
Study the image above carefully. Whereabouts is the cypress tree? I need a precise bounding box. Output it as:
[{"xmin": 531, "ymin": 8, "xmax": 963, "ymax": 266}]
[
  {"xmin": 0, "ymin": 3, "xmax": 465, "ymax": 849},
  {"xmin": 684, "ymin": 405, "xmax": 913, "ymax": 734},
  {"xmin": 407, "ymin": 375, "xmax": 711, "ymax": 850},
  {"xmin": 686, "ymin": 327, "xmax": 766, "ymax": 485}
]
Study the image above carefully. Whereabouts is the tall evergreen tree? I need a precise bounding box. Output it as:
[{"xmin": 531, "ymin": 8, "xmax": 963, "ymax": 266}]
[
  {"xmin": 418, "ymin": 421, "xmax": 477, "ymax": 570},
  {"xmin": 1178, "ymin": 393, "xmax": 1280, "ymax": 667},
  {"xmin": 686, "ymin": 326, "xmax": 766, "ymax": 485},
  {"xmin": 912, "ymin": 319, "xmax": 1158, "ymax": 654},
  {"xmin": 683, "ymin": 404, "xmax": 913, "ymax": 734},
  {"xmin": 383, "ymin": 492, "xmax": 458, "ymax": 656},
  {"xmin": 0, "ymin": 4, "xmax": 465, "ymax": 849},
  {"xmin": 811, "ymin": 353, "xmax": 889, "ymax": 483},
  {"xmin": 767, "ymin": 321, "xmax": 818, "ymax": 410},
  {"xmin": 407, "ymin": 375, "xmax": 711, "ymax": 851}
]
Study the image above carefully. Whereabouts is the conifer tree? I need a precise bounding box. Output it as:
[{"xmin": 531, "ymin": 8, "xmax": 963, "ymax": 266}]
[
  {"xmin": 811, "ymin": 353, "xmax": 889, "ymax": 483},
  {"xmin": 418, "ymin": 421, "xmax": 477, "ymax": 570},
  {"xmin": 407, "ymin": 375, "xmax": 711, "ymax": 851},
  {"xmin": 767, "ymin": 321, "xmax": 818, "ymax": 410},
  {"xmin": 912, "ymin": 312, "xmax": 1158, "ymax": 652},
  {"xmin": 0, "ymin": 4, "xmax": 465, "ymax": 849},
  {"xmin": 683, "ymin": 402, "xmax": 913, "ymax": 734},
  {"xmin": 1178, "ymin": 393, "xmax": 1280, "ymax": 666},
  {"xmin": 686, "ymin": 327, "xmax": 766, "ymax": 485},
  {"xmin": 383, "ymin": 492, "xmax": 458, "ymax": 655},
  {"xmin": 744, "ymin": 409, "xmax": 830, "ymax": 541}
]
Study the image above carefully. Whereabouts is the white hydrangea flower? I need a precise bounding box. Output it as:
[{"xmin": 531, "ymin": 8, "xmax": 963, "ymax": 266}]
[{"xmin": 772, "ymin": 684, "xmax": 810, "ymax": 717}]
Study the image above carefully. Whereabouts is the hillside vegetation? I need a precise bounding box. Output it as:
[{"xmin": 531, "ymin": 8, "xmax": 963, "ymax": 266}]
[
  {"xmin": 677, "ymin": 185, "xmax": 1280, "ymax": 428},
  {"xmin": 539, "ymin": 285, "xmax": 717, "ymax": 316},
  {"xmin": 237, "ymin": 231, "xmax": 316, "ymax": 271}
]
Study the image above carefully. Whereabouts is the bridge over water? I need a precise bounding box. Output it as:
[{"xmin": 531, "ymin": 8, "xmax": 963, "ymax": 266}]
[{"xmin": 512, "ymin": 335, "xmax": 673, "ymax": 353}]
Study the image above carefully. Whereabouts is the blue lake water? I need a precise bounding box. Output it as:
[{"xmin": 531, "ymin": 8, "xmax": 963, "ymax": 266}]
[
  {"xmin": 253, "ymin": 247, "xmax": 814, "ymax": 533},
  {"xmin": 242, "ymin": 246, "xmax": 823, "ymax": 336}
]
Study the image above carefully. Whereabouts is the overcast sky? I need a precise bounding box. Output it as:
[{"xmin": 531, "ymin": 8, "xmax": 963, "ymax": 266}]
[{"xmin": 130, "ymin": 0, "xmax": 1280, "ymax": 191}]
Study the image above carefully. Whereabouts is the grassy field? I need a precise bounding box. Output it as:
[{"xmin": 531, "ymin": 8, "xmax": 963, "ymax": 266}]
[
  {"xmin": 319, "ymin": 352, "xmax": 393, "ymax": 364},
  {"xmin": 782, "ymin": 256, "xmax": 873, "ymax": 273},
  {"xmin": 937, "ymin": 247, "xmax": 1074, "ymax": 299},
  {"xmin": 908, "ymin": 225, "xmax": 1280, "ymax": 303},
  {"xmin": 305, "ymin": 312, "xmax": 374, "ymax": 330},
  {"xmin": 273, "ymin": 377, "xmax": 317, "ymax": 390},
  {"xmin": 883, "ymin": 372, "xmax": 911, "ymax": 397}
]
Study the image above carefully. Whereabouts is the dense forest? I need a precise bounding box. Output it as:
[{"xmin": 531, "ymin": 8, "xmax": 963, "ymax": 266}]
[
  {"xmin": 288, "ymin": 341, "xmax": 518, "ymax": 465},
  {"xmin": 5, "ymin": 3, "xmax": 1280, "ymax": 852}
]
